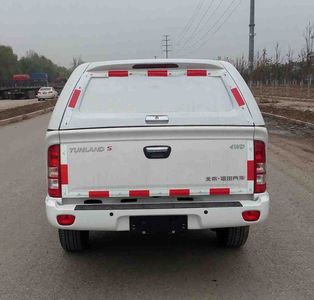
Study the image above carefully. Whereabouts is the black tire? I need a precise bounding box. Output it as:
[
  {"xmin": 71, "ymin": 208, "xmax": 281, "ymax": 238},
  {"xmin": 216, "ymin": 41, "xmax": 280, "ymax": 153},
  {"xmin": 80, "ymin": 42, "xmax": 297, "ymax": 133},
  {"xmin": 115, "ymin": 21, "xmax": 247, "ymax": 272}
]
[
  {"xmin": 216, "ymin": 226, "xmax": 249, "ymax": 248},
  {"xmin": 58, "ymin": 229, "xmax": 89, "ymax": 252}
]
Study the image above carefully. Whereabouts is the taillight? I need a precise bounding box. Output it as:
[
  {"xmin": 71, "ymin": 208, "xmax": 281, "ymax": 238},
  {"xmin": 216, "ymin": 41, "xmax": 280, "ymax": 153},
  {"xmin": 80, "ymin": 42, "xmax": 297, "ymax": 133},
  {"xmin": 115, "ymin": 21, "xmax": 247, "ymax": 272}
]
[
  {"xmin": 242, "ymin": 210, "xmax": 260, "ymax": 221},
  {"xmin": 57, "ymin": 215, "xmax": 75, "ymax": 225},
  {"xmin": 254, "ymin": 140, "xmax": 266, "ymax": 193},
  {"xmin": 48, "ymin": 144, "xmax": 61, "ymax": 197}
]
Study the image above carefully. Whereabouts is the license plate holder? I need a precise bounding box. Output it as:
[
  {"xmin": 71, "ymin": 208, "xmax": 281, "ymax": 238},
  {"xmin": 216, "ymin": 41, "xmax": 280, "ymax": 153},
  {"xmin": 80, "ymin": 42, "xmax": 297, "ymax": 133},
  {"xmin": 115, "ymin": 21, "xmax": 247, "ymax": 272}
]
[{"xmin": 130, "ymin": 215, "xmax": 187, "ymax": 234}]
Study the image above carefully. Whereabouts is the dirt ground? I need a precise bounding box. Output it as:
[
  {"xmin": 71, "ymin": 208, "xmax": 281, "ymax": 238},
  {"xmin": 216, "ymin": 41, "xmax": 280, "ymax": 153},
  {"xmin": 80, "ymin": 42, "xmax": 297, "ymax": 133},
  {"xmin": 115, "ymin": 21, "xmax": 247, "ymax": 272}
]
[
  {"xmin": 252, "ymin": 85, "xmax": 314, "ymax": 99},
  {"xmin": 257, "ymin": 95, "xmax": 314, "ymax": 112},
  {"xmin": 260, "ymin": 105, "xmax": 314, "ymax": 124},
  {"xmin": 264, "ymin": 114, "xmax": 314, "ymax": 187},
  {"xmin": 254, "ymin": 93, "xmax": 314, "ymax": 124},
  {"xmin": 0, "ymin": 99, "xmax": 57, "ymax": 121},
  {"xmin": 264, "ymin": 115, "xmax": 314, "ymax": 139},
  {"xmin": 252, "ymin": 85, "xmax": 314, "ymax": 123},
  {"xmin": 0, "ymin": 99, "xmax": 39, "ymax": 111}
]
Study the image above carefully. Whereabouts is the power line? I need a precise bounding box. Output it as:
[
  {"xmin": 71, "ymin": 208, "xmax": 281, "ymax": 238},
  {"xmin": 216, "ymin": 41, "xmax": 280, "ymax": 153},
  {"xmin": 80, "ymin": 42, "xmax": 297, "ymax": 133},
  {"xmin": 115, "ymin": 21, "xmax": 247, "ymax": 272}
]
[
  {"xmin": 176, "ymin": 0, "xmax": 215, "ymax": 52},
  {"xmin": 180, "ymin": 0, "xmax": 238, "ymax": 55},
  {"xmin": 206, "ymin": 1, "xmax": 242, "ymax": 43},
  {"xmin": 179, "ymin": 0, "xmax": 223, "ymax": 52},
  {"xmin": 175, "ymin": 0, "xmax": 206, "ymax": 46},
  {"xmin": 180, "ymin": 0, "xmax": 241, "ymax": 56},
  {"xmin": 176, "ymin": 0, "xmax": 224, "ymax": 54},
  {"xmin": 162, "ymin": 35, "xmax": 171, "ymax": 58}
]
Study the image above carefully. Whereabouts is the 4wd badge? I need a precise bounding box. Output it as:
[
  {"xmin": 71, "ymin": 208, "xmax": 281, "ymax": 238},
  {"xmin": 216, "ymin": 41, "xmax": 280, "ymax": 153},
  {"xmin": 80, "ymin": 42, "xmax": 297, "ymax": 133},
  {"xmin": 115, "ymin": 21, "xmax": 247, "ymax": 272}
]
[{"xmin": 230, "ymin": 144, "xmax": 245, "ymax": 150}]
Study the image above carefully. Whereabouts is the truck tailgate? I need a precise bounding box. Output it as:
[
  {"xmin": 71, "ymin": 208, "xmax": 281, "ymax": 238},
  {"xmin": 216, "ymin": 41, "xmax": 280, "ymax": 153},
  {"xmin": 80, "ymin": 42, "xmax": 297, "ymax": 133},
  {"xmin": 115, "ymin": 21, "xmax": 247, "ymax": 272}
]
[{"xmin": 59, "ymin": 126, "xmax": 254, "ymax": 198}]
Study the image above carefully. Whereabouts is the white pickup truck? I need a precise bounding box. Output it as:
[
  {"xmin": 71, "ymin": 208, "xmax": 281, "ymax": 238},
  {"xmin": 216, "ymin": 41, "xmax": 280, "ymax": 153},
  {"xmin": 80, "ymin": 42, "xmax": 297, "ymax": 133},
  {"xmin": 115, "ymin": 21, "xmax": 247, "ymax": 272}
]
[{"xmin": 45, "ymin": 59, "xmax": 269, "ymax": 251}]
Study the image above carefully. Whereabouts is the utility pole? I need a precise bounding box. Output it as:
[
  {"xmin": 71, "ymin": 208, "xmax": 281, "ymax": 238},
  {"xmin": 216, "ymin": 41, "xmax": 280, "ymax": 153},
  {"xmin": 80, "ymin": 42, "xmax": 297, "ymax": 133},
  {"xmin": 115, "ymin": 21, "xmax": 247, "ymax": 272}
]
[
  {"xmin": 248, "ymin": 0, "xmax": 255, "ymax": 74},
  {"xmin": 162, "ymin": 35, "xmax": 171, "ymax": 59}
]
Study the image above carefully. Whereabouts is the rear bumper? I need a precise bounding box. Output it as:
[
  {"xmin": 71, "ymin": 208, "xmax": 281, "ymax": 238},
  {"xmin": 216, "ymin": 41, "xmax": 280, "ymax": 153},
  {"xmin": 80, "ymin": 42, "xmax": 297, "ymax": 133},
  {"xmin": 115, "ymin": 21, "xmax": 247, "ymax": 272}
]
[
  {"xmin": 46, "ymin": 193, "xmax": 269, "ymax": 231},
  {"xmin": 37, "ymin": 94, "xmax": 55, "ymax": 99}
]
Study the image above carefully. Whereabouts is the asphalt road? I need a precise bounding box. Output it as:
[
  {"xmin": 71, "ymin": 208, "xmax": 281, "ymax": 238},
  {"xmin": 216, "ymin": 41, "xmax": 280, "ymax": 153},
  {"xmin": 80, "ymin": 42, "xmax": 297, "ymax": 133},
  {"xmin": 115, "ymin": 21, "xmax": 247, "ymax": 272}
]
[{"xmin": 0, "ymin": 114, "xmax": 313, "ymax": 300}]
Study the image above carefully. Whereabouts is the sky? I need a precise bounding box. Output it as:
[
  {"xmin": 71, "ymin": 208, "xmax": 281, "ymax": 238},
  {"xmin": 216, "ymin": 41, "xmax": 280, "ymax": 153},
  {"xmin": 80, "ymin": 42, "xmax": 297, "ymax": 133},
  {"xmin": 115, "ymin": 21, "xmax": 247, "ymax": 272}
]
[{"xmin": 0, "ymin": 0, "xmax": 313, "ymax": 67}]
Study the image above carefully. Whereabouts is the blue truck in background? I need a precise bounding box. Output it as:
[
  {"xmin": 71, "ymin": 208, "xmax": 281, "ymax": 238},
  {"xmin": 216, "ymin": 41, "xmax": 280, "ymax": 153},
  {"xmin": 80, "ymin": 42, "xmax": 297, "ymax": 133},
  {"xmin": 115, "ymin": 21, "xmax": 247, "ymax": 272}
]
[{"xmin": 30, "ymin": 72, "xmax": 48, "ymax": 83}]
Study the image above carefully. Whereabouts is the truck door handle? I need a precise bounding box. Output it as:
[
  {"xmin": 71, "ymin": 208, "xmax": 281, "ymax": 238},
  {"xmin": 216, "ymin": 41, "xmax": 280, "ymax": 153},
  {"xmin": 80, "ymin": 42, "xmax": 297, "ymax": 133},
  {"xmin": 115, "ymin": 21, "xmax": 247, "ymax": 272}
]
[{"xmin": 143, "ymin": 146, "xmax": 171, "ymax": 159}]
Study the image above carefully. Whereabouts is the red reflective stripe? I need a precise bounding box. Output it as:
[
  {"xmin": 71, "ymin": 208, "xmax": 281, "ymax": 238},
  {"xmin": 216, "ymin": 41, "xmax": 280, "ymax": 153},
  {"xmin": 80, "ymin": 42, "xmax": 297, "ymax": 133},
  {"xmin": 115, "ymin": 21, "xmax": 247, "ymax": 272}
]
[
  {"xmin": 186, "ymin": 69, "xmax": 207, "ymax": 76},
  {"xmin": 129, "ymin": 190, "xmax": 150, "ymax": 197},
  {"xmin": 108, "ymin": 70, "xmax": 129, "ymax": 77},
  {"xmin": 209, "ymin": 188, "xmax": 230, "ymax": 195},
  {"xmin": 147, "ymin": 70, "xmax": 168, "ymax": 77},
  {"xmin": 89, "ymin": 191, "xmax": 110, "ymax": 198},
  {"xmin": 68, "ymin": 89, "xmax": 81, "ymax": 108},
  {"xmin": 231, "ymin": 88, "xmax": 245, "ymax": 106},
  {"xmin": 169, "ymin": 189, "xmax": 190, "ymax": 197},
  {"xmin": 247, "ymin": 160, "xmax": 254, "ymax": 180},
  {"xmin": 60, "ymin": 164, "xmax": 68, "ymax": 185}
]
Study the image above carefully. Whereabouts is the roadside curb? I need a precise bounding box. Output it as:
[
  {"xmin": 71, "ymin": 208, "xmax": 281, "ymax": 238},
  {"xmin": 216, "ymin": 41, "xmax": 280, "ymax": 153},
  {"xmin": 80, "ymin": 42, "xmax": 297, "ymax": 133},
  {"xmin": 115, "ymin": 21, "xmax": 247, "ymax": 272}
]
[
  {"xmin": 0, "ymin": 106, "xmax": 54, "ymax": 127},
  {"xmin": 262, "ymin": 111, "xmax": 314, "ymax": 128}
]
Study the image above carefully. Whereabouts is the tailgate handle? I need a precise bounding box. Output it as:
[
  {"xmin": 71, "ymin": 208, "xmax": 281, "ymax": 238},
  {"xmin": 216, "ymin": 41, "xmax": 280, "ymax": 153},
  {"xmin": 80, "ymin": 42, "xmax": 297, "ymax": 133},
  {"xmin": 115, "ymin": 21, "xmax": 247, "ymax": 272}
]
[
  {"xmin": 144, "ymin": 146, "xmax": 171, "ymax": 159},
  {"xmin": 145, "ymin": 115, "xmax": 169, "ymax": 124}
]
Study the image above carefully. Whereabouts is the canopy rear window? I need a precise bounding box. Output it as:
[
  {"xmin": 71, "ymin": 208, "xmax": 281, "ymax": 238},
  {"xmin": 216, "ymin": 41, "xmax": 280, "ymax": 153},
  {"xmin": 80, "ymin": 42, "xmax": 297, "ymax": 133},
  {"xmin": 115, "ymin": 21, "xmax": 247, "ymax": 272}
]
[{"xmin": 79, "ymin": 76, "xmax": 234, "ymax": 114}]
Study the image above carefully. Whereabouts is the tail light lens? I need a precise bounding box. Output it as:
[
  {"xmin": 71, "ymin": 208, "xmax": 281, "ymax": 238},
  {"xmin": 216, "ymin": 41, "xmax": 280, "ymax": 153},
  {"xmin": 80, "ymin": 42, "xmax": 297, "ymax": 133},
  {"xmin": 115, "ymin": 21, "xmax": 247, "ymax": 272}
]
[
  {"xmin": 254, "ymin": 140, "xmax": 266, "ymax": 193},
  {"xmin": 57, "ymin": 215, "xmax": 75, "ymax": 225},
  {"xmin": 242, "ymin": 210, "xmax": 260, "ymax": 221},
  {"xmin": 48, "ymin": 144, "xmax": 61, "ymax": 197}
]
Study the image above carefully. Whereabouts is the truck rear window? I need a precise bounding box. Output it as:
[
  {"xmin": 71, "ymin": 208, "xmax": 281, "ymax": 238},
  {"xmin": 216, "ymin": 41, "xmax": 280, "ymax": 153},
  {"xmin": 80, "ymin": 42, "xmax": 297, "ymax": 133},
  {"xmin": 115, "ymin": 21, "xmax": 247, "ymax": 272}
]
[{"xmin": 79, "ymin": 76, "xmax": 233, "ymax": 114}]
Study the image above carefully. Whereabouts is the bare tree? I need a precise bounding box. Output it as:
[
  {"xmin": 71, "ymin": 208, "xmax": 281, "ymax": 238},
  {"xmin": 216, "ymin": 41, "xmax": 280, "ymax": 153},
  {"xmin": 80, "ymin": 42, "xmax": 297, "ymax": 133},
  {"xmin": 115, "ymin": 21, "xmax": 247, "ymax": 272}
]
[
  {"xmin": 261, "ymin": 48, "xmax": 269, "ymax": 65},
  {"xmin": 234, "ymin": 54, "xmax": 248, "ymax": 76},
  {"xmin": 219, "ymin": 21, "xmax": 314, "ymax": 87},
  {"xmin": 298, "ymin": 48, "xmax": 307, "ymax": 63},
  {"xmin": 272, "ymin": 42, "xmax": 282, "ymax": 84},
  {"xmin": 255, "ymin": 49, "xmax": 261, "ymax": 69},
  {"xmin": 286, "ymin": 46, "xmax": 294, "ymax": 64},
  {"xmin": 303, "ymin": 21, "xmax": 314, "ymax": 62},
  {"xmin": 284, "ymin": 46, "xmax": 295, "ymax": 84},
  {"xmin": 274, "ymin": 42, "xmax": 281, "ymax": 65},
  {"xmin": 71, "ymin": 56, "xmax": 84, "ymax": 70},
  {"xmin": 25, "ymin": 49, "xmax": 37, "ymax": 58}
]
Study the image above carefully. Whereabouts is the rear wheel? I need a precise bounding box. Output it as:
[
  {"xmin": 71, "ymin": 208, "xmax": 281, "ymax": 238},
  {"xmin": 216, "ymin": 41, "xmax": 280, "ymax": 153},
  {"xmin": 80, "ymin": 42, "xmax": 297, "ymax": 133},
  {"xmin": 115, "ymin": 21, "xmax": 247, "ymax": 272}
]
[
  {"xmin": 216, "ymin": 226, "xmax": 249, "ymax": 248},
  {"xmin": 58, "ymin": 229, "xmax": 89, "ymax": 252}
]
